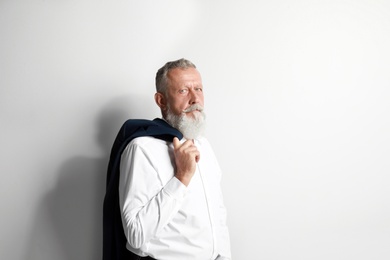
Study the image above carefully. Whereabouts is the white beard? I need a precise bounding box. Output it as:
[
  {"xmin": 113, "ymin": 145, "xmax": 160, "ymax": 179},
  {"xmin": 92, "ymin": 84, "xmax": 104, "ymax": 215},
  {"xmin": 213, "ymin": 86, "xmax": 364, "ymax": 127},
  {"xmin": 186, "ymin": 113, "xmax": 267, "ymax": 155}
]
[{"xmin": 165, "ymin": 104, "xmax": 206, "ymax": 140}]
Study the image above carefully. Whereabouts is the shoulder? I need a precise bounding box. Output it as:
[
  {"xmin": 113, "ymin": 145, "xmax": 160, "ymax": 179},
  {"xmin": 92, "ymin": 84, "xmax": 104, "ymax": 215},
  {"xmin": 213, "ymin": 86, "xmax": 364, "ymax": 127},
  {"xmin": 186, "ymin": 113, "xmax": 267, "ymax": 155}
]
[
  {"xmin": 126, "ymin": 136, "xmax": 171, "ymax": 154},
  {"xmin": 197, "ymin": 136, "xmax": 210, "ymax": 144},
  {"xmin": 121, "ymin": 136, "xmax": 174, "ymax": 170},
  {"xmin": 196, "ymin": 136, "xmax": 213, "ymax": 150}
]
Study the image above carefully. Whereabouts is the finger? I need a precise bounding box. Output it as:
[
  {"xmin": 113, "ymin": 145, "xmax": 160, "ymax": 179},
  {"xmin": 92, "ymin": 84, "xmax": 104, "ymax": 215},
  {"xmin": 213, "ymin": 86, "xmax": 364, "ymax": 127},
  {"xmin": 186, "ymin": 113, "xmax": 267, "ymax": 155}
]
[
  {"xmin": 173, "ymin": 137, "xmax": 180, "ymax": 149},
  {"xmin": 182, "ymin": 142, "xmax": 199, "ymax": 154},
  {"xmin": 190, "ymin": 149, "xmax": 200, "ymax": 163},
  {"xmin": 181, "ymin": 139, "xmax": 196, "ymax": 149},
  {"xmin": 195, "ymin": 153, "xmax": 200, "ymax": 163}
]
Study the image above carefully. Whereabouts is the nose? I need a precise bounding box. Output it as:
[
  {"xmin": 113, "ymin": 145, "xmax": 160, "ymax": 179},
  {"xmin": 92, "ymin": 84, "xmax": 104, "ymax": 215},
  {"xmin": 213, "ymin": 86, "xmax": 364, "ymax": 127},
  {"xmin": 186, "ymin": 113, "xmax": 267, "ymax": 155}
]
[{"xmin": 189, "ymin": 89, "xmax": 200, "ymax": 104}]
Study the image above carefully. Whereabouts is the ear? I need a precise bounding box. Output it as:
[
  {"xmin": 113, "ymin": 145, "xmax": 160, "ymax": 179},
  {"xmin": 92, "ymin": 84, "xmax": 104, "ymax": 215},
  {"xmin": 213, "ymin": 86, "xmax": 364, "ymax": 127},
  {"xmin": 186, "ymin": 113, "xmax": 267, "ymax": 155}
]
[{"xmin": 154, "ymin": 92, "xmax": 167, "ymax": 111}]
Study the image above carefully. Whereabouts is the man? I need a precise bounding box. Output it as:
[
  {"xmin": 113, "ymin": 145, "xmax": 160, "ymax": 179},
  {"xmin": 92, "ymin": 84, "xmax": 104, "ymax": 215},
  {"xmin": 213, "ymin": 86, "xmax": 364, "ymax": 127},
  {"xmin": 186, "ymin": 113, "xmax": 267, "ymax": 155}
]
[{"xmin": 106, "ymin": 58, "xmax": 231, "ymax": 260}]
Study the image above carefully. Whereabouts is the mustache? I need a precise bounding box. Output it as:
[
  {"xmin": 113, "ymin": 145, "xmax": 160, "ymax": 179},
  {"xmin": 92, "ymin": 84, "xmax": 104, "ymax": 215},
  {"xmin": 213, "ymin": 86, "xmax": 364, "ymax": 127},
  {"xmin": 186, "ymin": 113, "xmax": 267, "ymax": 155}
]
[{"xmin": 183, "ymin": 104, "xmax": 204, "ymax": 113}]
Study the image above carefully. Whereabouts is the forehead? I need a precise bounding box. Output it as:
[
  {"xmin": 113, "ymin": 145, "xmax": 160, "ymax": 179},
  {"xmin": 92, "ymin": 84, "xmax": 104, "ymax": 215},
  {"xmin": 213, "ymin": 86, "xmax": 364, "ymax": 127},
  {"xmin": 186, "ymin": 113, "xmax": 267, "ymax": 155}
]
[{"xmin": 167, "ymin": 68, "xmax": 202, "ymax": 88}]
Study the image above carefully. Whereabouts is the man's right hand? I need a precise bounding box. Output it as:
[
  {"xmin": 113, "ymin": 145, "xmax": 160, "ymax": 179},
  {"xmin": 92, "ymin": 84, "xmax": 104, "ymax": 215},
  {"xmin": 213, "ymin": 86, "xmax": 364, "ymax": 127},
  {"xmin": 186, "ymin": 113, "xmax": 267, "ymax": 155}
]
[{"xmin": 172, "ymin": 137, "xmax": 200, "ymax": 186}]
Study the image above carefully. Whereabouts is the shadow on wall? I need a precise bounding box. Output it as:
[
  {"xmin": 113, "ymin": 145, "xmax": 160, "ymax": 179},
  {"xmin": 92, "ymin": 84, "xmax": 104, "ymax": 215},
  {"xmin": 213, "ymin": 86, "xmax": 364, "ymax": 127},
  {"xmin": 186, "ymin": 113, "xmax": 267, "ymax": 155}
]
[{"xmin": 24, "ymin": 95, "xmax": 153, "ymax": 260}]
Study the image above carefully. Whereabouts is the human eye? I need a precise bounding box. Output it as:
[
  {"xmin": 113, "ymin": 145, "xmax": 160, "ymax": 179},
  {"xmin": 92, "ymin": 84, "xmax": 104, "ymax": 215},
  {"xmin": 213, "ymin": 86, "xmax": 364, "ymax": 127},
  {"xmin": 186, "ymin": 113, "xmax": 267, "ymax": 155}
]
[{"xmin": 178, "ymin": 89, "xmax": 188, "ymax": 94}]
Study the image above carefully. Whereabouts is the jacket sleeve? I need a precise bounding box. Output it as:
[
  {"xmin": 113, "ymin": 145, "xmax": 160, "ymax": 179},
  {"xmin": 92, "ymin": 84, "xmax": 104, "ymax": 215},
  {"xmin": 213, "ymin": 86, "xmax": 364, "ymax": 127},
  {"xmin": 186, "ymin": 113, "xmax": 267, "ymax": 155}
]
[{"xmin": 118, "ymin": 139, "xmax": 187, "ymax": 249}]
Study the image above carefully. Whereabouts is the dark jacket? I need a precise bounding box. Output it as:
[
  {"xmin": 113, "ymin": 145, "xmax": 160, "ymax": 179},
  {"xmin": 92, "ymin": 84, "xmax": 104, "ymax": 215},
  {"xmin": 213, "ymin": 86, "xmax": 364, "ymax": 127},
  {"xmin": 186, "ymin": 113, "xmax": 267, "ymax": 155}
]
[{"xmin": 103, "ymin": 118, "xmax": 182, "ymax": 260}]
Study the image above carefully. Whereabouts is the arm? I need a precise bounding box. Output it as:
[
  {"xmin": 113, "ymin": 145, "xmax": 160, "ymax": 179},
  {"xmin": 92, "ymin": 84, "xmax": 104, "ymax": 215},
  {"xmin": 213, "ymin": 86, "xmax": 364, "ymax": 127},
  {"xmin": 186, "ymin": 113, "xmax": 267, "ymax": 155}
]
[{"xmin": 118, "ymin": 140, "xmax": 187, "ymax": 249}]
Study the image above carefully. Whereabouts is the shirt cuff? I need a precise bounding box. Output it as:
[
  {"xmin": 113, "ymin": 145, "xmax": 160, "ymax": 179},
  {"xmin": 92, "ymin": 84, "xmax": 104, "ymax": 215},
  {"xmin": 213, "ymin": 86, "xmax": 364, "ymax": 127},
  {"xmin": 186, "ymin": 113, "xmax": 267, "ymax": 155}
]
[{"xmin": 163, "ymin": 177, "xmax": 187, "ymax": 201}]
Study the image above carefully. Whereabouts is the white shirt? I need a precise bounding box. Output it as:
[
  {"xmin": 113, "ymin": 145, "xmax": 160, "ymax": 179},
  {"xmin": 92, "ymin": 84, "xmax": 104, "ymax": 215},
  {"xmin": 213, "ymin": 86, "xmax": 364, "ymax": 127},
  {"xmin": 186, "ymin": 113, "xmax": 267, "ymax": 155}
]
[{"xmin": 119, "ymin": 136, "xmax": 231, "ymax": 260}]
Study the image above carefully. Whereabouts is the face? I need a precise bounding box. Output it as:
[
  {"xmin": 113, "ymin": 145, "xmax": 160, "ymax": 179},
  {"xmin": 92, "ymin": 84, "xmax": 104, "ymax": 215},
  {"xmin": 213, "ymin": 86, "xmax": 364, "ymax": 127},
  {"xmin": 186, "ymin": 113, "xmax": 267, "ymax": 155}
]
[{"xmin": 156, "ymin": 67, "xmax": 204, "ymax": 119}]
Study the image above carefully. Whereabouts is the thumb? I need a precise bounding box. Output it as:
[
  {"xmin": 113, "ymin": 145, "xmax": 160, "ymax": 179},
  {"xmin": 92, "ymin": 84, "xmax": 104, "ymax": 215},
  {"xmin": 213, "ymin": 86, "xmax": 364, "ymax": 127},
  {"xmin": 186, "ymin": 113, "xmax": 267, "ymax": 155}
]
[{"xmin": 173, "ymin": 137, "xmax": 180, "ymax": 149}]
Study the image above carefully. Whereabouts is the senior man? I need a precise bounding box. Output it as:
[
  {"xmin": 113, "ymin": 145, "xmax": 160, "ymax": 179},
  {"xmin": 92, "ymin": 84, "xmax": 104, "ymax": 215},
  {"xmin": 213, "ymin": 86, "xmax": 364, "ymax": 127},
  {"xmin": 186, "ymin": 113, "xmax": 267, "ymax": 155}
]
[{"xmin": 103, "ymin": 58, "xmax": 231, "ymax": 260}]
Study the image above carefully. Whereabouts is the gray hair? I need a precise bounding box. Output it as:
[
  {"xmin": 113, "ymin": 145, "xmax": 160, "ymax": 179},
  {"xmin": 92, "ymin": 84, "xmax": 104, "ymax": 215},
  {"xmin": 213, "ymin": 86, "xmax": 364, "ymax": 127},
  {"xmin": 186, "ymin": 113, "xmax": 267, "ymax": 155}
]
[{"xmin": 155, "ymin": 58, "xmax": 196, "ymax": 95}]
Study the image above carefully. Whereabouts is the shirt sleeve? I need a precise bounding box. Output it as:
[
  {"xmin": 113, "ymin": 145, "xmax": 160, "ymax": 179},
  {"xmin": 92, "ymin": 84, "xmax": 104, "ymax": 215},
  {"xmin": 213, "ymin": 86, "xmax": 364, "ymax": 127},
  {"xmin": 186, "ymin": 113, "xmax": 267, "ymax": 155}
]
[{"xmin": 118, "ymin": 139, "xmax": 187, "ymax": 249}]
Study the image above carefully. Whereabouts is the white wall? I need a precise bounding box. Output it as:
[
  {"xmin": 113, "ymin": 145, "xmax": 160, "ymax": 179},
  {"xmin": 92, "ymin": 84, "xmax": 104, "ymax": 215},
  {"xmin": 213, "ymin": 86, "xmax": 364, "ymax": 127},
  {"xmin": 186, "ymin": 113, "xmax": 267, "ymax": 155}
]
[{"xmin": 1, "ymin": 1, "xmax": 390, "ymax": 259}]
